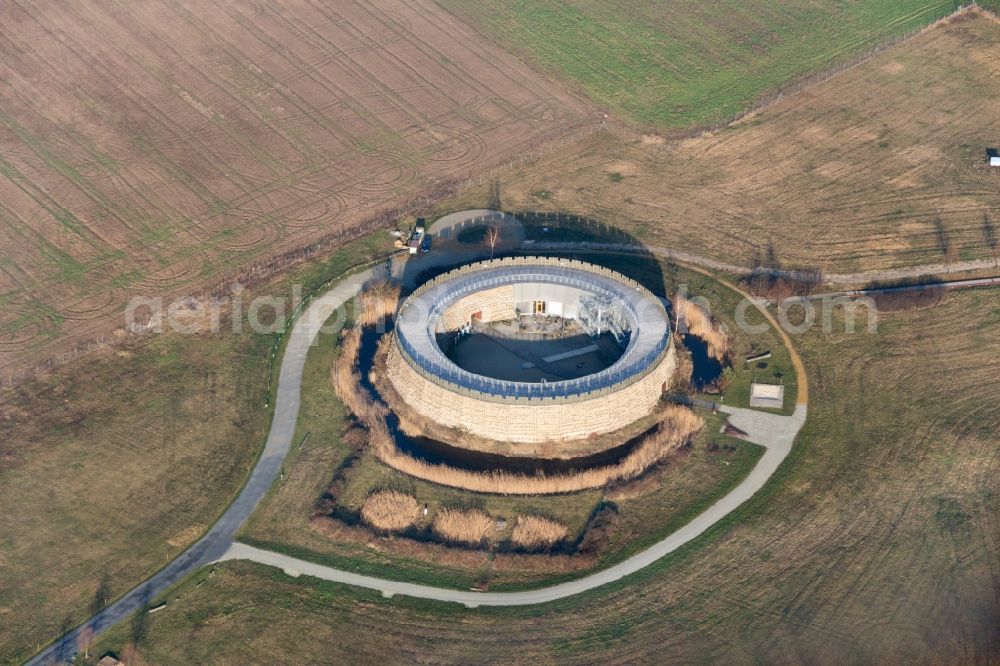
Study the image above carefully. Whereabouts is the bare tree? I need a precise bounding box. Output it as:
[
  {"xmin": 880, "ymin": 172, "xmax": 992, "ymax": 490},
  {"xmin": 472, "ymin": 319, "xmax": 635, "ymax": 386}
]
[
  {"xmin": 485, "ymin": 225, "xmax": 501, "ymax": 259},
  {"xmin": 765, "ymin": 237, "xmax": 779, "ymax": 272},
  {"xmin": 56, "ymin": 616, "xmax": 74, "ymax": 664},
  {"xmin": 127, "ymin": 588, "xmax": 152, "ymax": 664},
  {"xmin": 932, "ymin": 217, "xmax": 957, "ymax": 270},
  {"xmin": 77, "ymin": 627, "xmax": 95, "ymax": 663},
  {"xmin": 665, "ymin": 257, "xmax": 679, "ymax": 295}
]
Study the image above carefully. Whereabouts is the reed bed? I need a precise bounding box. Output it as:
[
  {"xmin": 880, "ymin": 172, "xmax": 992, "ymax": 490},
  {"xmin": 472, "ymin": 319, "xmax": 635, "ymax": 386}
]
[
  {"xmin": 432, "ymin": 508, "xmax": 494, "ymax": 545},
  {"xmin": 673, "ymin": 295, "xmax": 731, "ymax": 362},
  {"xmin": 511, "ymin": 515, "xmax": 568, "ymax": 548},
  {"xmin": 360, "ymin": 490, "xmax": 420, "ymax": 531}
]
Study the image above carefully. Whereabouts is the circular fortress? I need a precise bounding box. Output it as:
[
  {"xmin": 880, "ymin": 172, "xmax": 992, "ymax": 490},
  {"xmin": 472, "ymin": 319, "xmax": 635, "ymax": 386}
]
[{"xmin": 387, "ymin": 257, "xmax": 676, "ymax": 444}]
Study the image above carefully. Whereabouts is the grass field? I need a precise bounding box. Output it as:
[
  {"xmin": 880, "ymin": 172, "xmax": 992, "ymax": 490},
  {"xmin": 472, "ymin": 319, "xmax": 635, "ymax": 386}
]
[
  {"xmin": 461, "ymin": 12, "xmax": 1000, "ymax": 275},
  {"xmin": 92, "ymin": 284, "xmax": 999, "ymax": 664},
  {"xmin": 0, "ymin": 232, "xmax": 395, "ymax": 665},
  {"xmin": 438, "ymin": 0, "xmax": 957, "ymax": 128},
  {"xmin": 0, "ymin": 0, "xmax": 593, "ymax": 376}
]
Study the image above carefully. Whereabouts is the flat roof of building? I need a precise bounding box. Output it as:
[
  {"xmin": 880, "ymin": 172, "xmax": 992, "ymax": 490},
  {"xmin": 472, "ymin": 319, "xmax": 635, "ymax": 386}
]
[{"xmin": 749, "ymin": 382, "xmax": 785, "ymax": 409}]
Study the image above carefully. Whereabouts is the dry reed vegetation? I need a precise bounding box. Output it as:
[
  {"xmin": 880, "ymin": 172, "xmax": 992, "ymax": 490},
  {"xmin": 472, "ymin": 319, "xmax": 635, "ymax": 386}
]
[
  {"xmin": 511, "ymin": 516, "xmax": 568, "ymax": 549},
  {"xmin": 432, "ymin": 508, "xmax": 495, "ymax": 545},
  {"xmin": 673, "ymin": 295, "xmax": 731, "ymax": 362},
  {"xmin": 360, "ymin": 491, "xmax": 420, "ymax": 531},
  {"xmin": 331, "ymin": 327, "xmax": 387, "ymax": 425},
  {"xmin": 369, "ymin": 405, "xmax": 702, "ymax": 495},
  {"xmin": 357, "ymin": 280, "xmax": 401, "ymax": 327},
  {"xmin": 671, "ymin": 343, "xmax": 695, "ymax": 391}
]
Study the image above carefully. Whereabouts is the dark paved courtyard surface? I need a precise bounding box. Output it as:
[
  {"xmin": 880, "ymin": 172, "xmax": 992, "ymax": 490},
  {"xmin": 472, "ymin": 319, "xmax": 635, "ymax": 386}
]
[{"xmin": 447, "ymin": 321, "xmax": 624, "ymax": 382}]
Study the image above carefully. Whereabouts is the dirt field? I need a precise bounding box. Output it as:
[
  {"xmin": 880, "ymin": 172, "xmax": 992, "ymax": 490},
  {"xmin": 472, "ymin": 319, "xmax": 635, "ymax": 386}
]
[
  {"xmin": 93, "ymin": 278, "xmax": 1000, "ymax": 665},
  {"xmin": 6, "ymin": 7, "xmax": 1000, "ymax": 663},
  {"xmin": 0, "ymin": 0, "xmax": 593, "ymax": 376},
  {"xmin": 482, "ymin": 12, "xmax": 1000, "ymax": 275}
]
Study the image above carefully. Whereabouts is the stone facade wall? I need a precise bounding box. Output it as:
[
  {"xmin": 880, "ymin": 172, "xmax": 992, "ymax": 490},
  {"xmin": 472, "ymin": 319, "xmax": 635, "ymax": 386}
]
[
  {"xmin": 439, "ymin": 285, "xmax": 516, "ymax": 331},
  {"xmin": 387, "ymin": 339, "xmax": 677, "ymax": 444}
]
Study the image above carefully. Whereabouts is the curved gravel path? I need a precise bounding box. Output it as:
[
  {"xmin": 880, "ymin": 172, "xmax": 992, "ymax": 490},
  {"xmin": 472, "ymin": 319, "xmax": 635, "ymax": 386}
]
[
  {"xmin": 219, "ymin": 256, "xmax": 810, "ymax": 607},
  {"xmin": 28, "ymin": 234, "xmax": 823, "ymax": 662}
]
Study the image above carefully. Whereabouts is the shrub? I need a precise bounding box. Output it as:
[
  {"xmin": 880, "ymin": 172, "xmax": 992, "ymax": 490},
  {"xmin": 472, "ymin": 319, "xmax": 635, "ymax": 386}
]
[
  {"xmin": 331, "ymin": 327, "xmax": 387, "ymax": 423},
  {"xmin": 865, "ymin": 276, "xmax": 948, "ymax": 311},
  {"xmin": 578, "ymin": 504, "xmax": 620, "ymax": 554},
  {"xmin": 743, "ymin": 270, "xmax": 824, "ymax": 300},
  {"xmin": 357, "ymin": 280, "xmax": 400, "ymax": 327},
  {"xmin": 360, "ymin": 490, "xmax": 420, "ymax": 531}
]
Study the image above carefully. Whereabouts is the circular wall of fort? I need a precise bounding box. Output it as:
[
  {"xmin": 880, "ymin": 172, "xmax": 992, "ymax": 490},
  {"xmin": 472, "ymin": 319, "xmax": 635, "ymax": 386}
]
[{"xmin": 388, "ymin": 257, "xmax": 675, "ymax": 445}]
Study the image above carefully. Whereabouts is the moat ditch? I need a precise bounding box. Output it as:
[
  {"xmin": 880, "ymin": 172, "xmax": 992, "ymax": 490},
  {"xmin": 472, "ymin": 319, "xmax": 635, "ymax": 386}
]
[{"xmin": 683, "ymin": 333, "xmax": 725, "ymax": 390}]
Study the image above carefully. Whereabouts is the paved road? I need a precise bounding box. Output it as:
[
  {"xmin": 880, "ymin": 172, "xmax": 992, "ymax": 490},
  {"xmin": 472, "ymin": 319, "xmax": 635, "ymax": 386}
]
[
  {"xmin": 27, "ymin": 267, "xmax": 386, "ymax": 665},
  {"xmin": 220, "ymin": 403, "xmax": 806, "ymax": 607}
]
